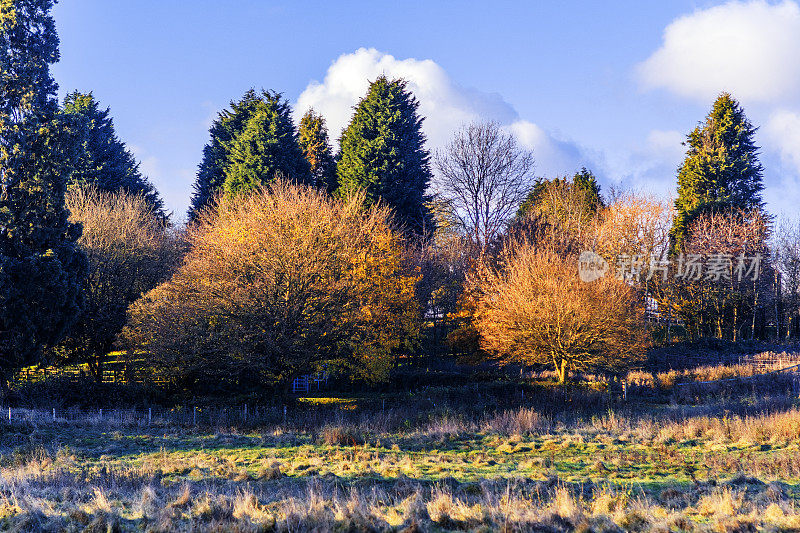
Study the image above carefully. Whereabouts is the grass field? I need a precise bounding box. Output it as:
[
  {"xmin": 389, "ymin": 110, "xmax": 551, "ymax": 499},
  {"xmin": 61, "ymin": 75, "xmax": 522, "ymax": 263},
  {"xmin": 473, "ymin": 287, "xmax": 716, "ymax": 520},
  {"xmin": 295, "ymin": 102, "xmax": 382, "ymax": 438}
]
[{"xmin": 3, "ymin": 359, "xmax": 800, "ymax": 531}]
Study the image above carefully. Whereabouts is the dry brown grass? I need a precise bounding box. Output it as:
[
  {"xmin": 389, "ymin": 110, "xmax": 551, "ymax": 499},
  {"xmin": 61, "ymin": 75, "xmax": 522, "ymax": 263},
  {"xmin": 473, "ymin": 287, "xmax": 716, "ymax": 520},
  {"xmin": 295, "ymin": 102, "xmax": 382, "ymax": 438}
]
[
  {"xmin": 2, "ymin": 462, "xmax": 800, "ymax": 532},
  {"xmin": 4, "ymin": 355, "xmax": 800, "ymax": 530}
]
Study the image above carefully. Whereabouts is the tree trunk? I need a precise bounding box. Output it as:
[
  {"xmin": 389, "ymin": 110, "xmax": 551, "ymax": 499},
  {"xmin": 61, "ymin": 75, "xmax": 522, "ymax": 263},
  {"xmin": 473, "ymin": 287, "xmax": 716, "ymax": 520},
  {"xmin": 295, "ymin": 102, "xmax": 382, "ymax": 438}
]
[
  {"xmin": 555, "ymin": 358, "xmax": 568, "ymax": 384},
  {"xmin": 776, "ymin": 272, "xmax": 782, "ymax": 342},
  {"xmin": 88, "ymin": 356, "xmax": 103, "ymax": 383}
]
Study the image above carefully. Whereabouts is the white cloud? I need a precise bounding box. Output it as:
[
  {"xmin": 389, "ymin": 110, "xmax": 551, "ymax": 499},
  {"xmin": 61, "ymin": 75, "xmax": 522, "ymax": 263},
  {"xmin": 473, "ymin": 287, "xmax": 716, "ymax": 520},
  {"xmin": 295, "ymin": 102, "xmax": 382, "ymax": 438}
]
[
  {"xmin": 295, "ymin": 48, "xmax": 590, "ymax": 179},
  {"xmin": 599, "ymin": 129, "xmax": 685, "ymax": 201},
  {"xmin": 508, "ymin": 120, "xmax": 587, "ymax": 178},
  {"xmin": 762, "ymin": 110, "xmax": 800, "ymax": 217},
  {"xmin": 638, "ymin": 0, "xmax": 800, "ymax": 103},
  {"xmin": 766, "ymin": 109, "xmax": 800, "ymax": 172},
  {"xmin": 645, "ymin": 130, "xmax": 685, "ymax": 162}
]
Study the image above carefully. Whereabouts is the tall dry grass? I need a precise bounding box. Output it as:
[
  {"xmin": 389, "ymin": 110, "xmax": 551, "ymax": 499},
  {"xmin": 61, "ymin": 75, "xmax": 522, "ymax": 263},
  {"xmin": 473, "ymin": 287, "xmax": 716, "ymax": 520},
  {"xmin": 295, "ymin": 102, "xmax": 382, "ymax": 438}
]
[{"xmin": 0, "ymin": 456, "xmax": 798, "ymax": 532}]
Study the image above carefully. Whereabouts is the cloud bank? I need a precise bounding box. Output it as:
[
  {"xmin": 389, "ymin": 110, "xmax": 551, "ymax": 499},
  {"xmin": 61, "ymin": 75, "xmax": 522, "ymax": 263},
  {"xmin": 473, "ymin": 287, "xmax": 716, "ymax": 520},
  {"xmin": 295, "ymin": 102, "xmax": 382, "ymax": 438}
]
[
  {"xmin": 295, "ymin": 48, "xmax": 593, "ymax": 180},
  {"xmin": 639, "ymin": 0, "xmax": 800, "ymax": 217},
  {"xmin": 638, "ymin": 0, "xmax": 800, "ymax": 103}
]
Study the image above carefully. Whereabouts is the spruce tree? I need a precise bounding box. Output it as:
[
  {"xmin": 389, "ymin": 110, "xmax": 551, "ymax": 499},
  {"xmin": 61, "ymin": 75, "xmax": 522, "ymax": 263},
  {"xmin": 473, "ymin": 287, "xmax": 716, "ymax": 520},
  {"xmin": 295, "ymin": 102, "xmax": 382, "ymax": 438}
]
[
  {"xmin": 298, "ymin": 109, "xmax": 336, "ymax": 191},
  {"xmin": 336, "ymin": 76, "xmax": 433, "ymax": 235},
  {"xmin": 189, "ymin": 89, "xmax": 309, "ymax": 217},
  {"xmin": 222, "ymin": 92, "xmax": 310, "ymax": 197},
  {"xmin": 572, "ymin": 167, "xmax": 604, "ymax": 210},
  {"xmin": 61, "ymin": 91, "xmax": 165, "ymax": 218},
  {"xmin": 671, "ymin": 93, "xmax": 764, "ymax": 248},
  {"xmin": 0, "ymin": 0, "xmax": 87, "ymax": 387}
]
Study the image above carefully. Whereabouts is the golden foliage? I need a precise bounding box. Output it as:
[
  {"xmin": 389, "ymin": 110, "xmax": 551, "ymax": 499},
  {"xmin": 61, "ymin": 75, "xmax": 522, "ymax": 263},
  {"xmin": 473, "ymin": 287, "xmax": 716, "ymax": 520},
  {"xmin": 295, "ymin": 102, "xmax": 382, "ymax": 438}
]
[
  {"xmin": 56, "ymin": 185, "xmax": 178, "ymax": 376},
  {"xmin": 122, "ymin": 181, "xmax": 419, "ymax": 389},
  {"xmin": 472, "ymin": 242, "xmax": 647, "ymax": 382},
  {"xmin": 596, "ymin": 193, "xmax": 672, "ymax": 264}
]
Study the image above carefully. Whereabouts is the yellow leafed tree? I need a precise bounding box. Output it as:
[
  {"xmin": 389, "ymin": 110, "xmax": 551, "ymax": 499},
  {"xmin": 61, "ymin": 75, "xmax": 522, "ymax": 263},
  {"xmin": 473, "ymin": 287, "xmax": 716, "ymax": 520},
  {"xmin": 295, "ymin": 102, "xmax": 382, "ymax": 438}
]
[{"xmin": 122, "ymin": 181, "xmax": 419, "ymax": 392}]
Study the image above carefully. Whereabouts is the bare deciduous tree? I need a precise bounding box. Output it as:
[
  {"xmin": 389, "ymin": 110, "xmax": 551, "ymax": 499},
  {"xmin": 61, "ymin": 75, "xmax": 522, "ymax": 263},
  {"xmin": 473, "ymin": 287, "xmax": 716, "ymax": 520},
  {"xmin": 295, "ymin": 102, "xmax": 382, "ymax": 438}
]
[
  {"xmin": 56, "ymin": 185, "xmax": 180, "ymax": 380},
  {"xmin": 596, "ymin": 193, "xmax": 672, "ymax": 267},
  {"xmin": 774, "ymin": 218, "xmax": 800, "ymax": 339},
  {"xmin": 434, "ymin": 122, "xmax": 535, "ymax": 249},
  {"xmin": 657, "ymin": 208, "xmax": 770, "ymax": 341}
]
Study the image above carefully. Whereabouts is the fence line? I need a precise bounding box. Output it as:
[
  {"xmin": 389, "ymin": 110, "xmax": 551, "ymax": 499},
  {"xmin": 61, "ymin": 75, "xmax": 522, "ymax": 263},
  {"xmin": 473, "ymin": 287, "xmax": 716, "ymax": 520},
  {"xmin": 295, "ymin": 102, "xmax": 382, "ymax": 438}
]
[{"xmin": 0, "ymin": 404, "xmax": 290, "ymax": 429}]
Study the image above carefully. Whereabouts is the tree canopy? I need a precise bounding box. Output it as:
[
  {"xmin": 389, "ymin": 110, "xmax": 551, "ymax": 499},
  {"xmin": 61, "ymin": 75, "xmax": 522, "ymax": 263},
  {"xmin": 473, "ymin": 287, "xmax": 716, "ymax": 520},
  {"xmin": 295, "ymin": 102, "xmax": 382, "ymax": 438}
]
[
  {"xmin": 54, "ymin": 186, "xmax": 177, "ymax": 380},
  {"xmin": 671, "ymin": 93, "xmax": 764, "ymax": 249},
  {"xmin": 473, "ymin": 243, "xmax": 646, "ymax": 383},
  {"xmin": 0, "ymin": 0, "xmax": 87, "ymax": 386},
  {"xmin": 60, "ymin": 91, "xmax": 166, "ymax": 218},
  {"xmin": 298, "ymin": 108, "xmax": 336, "ymax": 191},
  {"xmin": 189, "ymin": 89, "xmax": 310, "ymax": 218},
  {"xmin": 434, "ymin": 121, "xmax": 535, "ymax": 249},
  {"xmin": 517, "ymin": 167, "xmax": 604, "ymax": 220},
  {"xmin": 336, "ymin": 76, "xmax": 433, "ymax": 236},
  {"xmin": 123, "ymin": 181, "xmax": 419, "ymax": 392}
]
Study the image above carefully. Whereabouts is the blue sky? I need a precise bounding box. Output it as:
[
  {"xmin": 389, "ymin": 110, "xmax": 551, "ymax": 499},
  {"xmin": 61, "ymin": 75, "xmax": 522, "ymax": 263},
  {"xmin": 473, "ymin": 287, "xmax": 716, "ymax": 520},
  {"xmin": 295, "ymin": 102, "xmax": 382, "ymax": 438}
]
[{"xmin": 51, "ymin": 1, "xmax": 800, "ymax": 220}]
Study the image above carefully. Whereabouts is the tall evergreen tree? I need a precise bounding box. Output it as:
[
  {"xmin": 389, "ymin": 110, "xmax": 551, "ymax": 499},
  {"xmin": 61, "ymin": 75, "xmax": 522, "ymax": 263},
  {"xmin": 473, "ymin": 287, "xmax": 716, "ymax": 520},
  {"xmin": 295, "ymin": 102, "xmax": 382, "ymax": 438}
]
[
  {"xmin": 61, "ymin": 91, "xmax": 166, "ymax": 218},
  {"xmin": 188, "ymin": 89, "xmax": 309, "ymax": 217},
  {"xmin": 298, "ymin": 109, "xmax": 336, "ymax": 191},
  {"xmin": 189, "ymin": 90, "xmax": 262, "ymax": 219},
  {"xmin": 222, "ymin": 92, "xmax": 310, "ymax": 197},
  {"xmin": 336, "ymin": 76, "xmax": 433, "ymax": 235},
  {"xmin": 0, "ymin": 0, "xmax": 87, "ymax": 388},
  {"xmin": 671, "ymin": 93, "xmax": 765, "ymax": 248}
]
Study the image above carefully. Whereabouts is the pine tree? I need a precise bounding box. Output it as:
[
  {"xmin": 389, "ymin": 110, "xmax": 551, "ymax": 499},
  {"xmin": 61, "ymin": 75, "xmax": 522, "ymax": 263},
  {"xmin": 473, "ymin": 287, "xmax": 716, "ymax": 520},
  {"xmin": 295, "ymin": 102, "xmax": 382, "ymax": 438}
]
[
  {"xmin": 61, "ymin": 91, "xmax": 166, "ymax": 218},
  {"xmin": 298, "ymin": 109, "xmax": 336, "ymax": 191},
  {"xmin": 336, "ymin": 76, "xmax": 433, "ymax": 236},
  {"xmin": 0, "ymin": 0, "xmax": 87, "ymax": 387},
  {"xmin": 222, "ymin": 92, "xmax": 310, "ymax": 197},
  {"xmin": 671, "ymin": 93, "xmax": 765, "ymax": 248},
  {"xmin": 189, "ymin": 89, "xmax": 309, "ymax": 217}
]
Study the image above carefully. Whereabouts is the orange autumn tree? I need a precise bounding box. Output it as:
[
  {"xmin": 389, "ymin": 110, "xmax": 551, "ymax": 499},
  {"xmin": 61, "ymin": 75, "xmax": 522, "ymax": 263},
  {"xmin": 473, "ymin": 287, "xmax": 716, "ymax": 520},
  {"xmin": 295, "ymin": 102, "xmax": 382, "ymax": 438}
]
[
  {"xmin": 122, "ymin": 181, "xmax": 419, "ymax": 392},
  {"xmin": 473, "ymin": 242, "xmax": 647, "ymax": 383}
]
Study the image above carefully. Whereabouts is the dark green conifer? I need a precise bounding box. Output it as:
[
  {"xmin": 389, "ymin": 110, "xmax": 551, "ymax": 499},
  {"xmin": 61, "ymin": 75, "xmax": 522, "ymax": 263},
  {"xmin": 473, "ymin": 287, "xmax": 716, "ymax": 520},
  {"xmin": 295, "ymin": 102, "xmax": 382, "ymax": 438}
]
[
  {"xmin": 0, "ymin": 0, "xmax": 87, "ymax": 387},
  {"xmin": 671, "ymin": 93, "xmax": 764, "ymax": 248},
  {"xmin": 189, "ymin": 89, "xmax": 309, "ymax": 217},
  {"xmin": 61, "ymin": 91, "xmax": 165, "ymax": 218},
  {"xmin": 336, "ymin": 76, "xmax": 433, "ymax": 236},
  {"xmin": 222, "ymin": 92, "xmax": 310, "ymax": 197}
]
